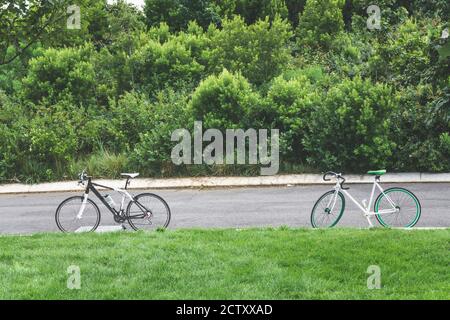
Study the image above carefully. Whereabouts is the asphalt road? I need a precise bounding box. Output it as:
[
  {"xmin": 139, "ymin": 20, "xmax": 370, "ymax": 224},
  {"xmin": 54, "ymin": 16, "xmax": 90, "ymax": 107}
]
[{"xmin": 0, "ymin": 183, "xmax": 449, "ymax": 234}]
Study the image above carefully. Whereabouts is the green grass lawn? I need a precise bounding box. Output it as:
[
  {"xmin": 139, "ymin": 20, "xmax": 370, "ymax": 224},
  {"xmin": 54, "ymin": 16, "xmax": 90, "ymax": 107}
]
[{"xmin": 0, "ymin": 228, "xmax": 448, "ymax": 299}]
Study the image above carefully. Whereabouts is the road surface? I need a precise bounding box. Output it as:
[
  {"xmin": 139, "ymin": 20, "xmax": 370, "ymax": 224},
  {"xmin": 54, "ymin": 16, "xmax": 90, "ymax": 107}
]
[{"xmin": 0, "ymin": 183, "xmax": 448, "ymax": 234}]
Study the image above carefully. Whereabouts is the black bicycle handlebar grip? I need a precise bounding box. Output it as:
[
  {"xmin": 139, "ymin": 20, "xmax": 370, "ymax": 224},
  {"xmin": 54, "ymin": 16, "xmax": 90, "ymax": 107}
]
[
  {"xmin": 340, "ymin": 177, "xmax": 350, "ymax": 190},
  {"xmin": 323, "ymin": 171, "xmax": 337, "ymax": 181}
]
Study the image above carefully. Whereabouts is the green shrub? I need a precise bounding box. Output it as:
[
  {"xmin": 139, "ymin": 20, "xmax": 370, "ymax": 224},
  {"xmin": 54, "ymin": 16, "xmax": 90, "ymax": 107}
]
[
  {"xmin": 144, "ymin": 0, "xmax": 222, "ymax": 31},
  {"xmin": 190, "ymin": 69, "xmax": 262, "ymax": 130},
  {"xmin": 1, "ymin": 0, "xmax": 448, "ymax": 181},
  {"xmin": 131, "ymin": 35, "xmax": 205, "ymax": 93},
  {"xmin": 143, "ymin": 0, "xmax": 290, "ymax": 30},
  {"xmin": 304, "ymin": 77, "xmax": 397, "ymax": 172},
  {"xmin": 266, "ymin": 73, "xmax": 321, "ymax": 161},
  {"xmin": 389, "ymin": 84, "xmax": 450, "ymax": 172},
  {"xmin": 107, "ymin": 91, "xmax": 153, "ymax": 152},
  {"xmin": 205, "ymin": 15, "xmax": 293, "ymax": 85},
  {"xmin": 27, "ymin": 108, "xmax": 78, "ymax": 166},
  {"xmin": 0, "ymin": 93, "xmax": 27, "ymax": 181},
  {"xmin": 23, "ymin": 44, "xmax": 98, "ymax": 107},
  {"xmin": 23, "ymin": 101, "xmax": 110, "ymax": 182},
  {"xmin": 297, "ymin": 0, "xmax": 345, "ymax": 49},
  {"xmin": 0, "ymin": 46, "xmax": 33, "ymax": 95},
  {"xmin": 411, "ymin": 0, "xmax": 449, "ymax": 20},
  {"xmin": 368, "ymin": 18, "xmax": 434, "ymax": 86},
  {"xmin": 234, "ymin": 0, "xmax": 289, "ymax": 24},
  {"xmin": 1, "ymin": 92, "xmax": 111, "ymax": 182},
  {"xmin": 129, "ymin": 89, "xmax": 191, "ymax": 176},
  {"xmin": 349, "ymin": 0, "xmax": 448, "ymax": 28}
]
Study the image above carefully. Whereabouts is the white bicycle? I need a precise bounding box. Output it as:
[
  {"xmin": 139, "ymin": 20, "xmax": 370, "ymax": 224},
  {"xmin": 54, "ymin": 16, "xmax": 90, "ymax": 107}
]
[{"xmin": 310, "ymin": 170, "xmax": 421, "ymax": 228}]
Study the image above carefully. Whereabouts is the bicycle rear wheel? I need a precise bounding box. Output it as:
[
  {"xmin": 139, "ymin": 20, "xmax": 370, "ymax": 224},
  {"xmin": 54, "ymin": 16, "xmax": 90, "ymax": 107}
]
[
  {"xmin": 126, "ymin": 193, "xmax": 171, "ymax": 231},
  {"xmin": 55, "ymin": 196, "xmax": 101, "ymax": 233},
  {"xmin": 311, "ymin": 190, "xmax": 345, "ymax": 228},
  {"xmin": 374, "ymin": 188, "xmax": 421, "ymax": 228}
]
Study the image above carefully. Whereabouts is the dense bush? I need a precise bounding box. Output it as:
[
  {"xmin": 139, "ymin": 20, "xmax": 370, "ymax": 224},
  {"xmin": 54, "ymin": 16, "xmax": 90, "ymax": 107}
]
[
  {"xmin": 130, "ymin": 90, "xmax": 191, "ymax": 176},
  {"xmin": 205, "ymin": 15, "xmax": 293, "ymax": 85},
  {"xmin": 368, "ymin": 19, "xmax": 434, "ymax": 86},
  {"xmin": 389, "ymin": 84, "xmax": 450, "ymax": 172},
  {"xmin": 234, "ymin": 0, "xmax": 289, "ymax": 24},
  {"xmin": 106, "ymin": 92, "xmax": 153, "ymax": 152},
  {"xmin": 349, "ymin": 0, "xmax": 449, "ymax": 23},
  {"xmin": 190, "ymin": 69, "xmax": 262, "ymax": 130},
  {"xmin": 297, "ymin": 0, "xmax": 345, "ymax": 49},
  {"xmin": 131, "ymin": 34, "xmax": 205, "ymax": 93},
  {"xmin": 143, "ymin": 0, "xmax": 292, "ymax": 30},
  {"xmin": 304, "ymin": 77, "xmax": 397, "ymax": 171},
  {"xmin": 266, "ymin": 73, "xmax": 321, "ymax": 161},
  {"xmin": 23, "ymin": 45, "xmax": 98, "ymax": 107},
  {"xmin": 27, "ymin": 108, "xmax": 78, "ymax": 167},
  {"xmin": 0, "ymin": 0, "xmax": 448, "ymax": 182},
  {"xmin": 0, "ymin": 93, "xmax": 26, "ymax": 180},
  {"xmin": 144, "ymin": 0, "xmax": 222, "ymax": 31}
]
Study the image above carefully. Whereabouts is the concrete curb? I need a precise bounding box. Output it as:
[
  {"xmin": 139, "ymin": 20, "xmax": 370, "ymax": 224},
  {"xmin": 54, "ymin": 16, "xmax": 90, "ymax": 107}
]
[{"xmin": 0, "ymin": 173, "xmax": 449, "ymax": 194}]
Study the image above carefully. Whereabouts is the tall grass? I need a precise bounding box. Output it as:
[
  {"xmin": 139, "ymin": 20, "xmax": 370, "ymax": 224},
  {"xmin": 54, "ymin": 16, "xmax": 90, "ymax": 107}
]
[{"xmin": 68, "ymin": 150, "xmax": 129, "ymax": 179}]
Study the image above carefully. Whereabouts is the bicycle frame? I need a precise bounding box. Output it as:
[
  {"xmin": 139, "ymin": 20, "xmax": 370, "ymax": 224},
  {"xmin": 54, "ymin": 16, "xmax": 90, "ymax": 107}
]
[
  {"xmin": 76, "ymin": 177, "xmax": 149, "ymax": 221},
  {"xmin": 328, "ymin": 179, "xmax": 398, "ymax": 227}
]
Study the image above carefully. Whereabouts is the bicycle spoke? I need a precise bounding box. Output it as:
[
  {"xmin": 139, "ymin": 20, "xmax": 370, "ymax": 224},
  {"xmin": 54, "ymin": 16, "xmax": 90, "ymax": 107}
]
[
  {"xmin": 376, "ymin": 189, "xmax": 420, "ymax": 228},
  {"xmin": 56, "ymin": 197, "xmax": 100, "ymax": 233},
  {"xmin": 311, "ymin": 192, "xmax": 344, "ymax": 228},
  {"xmin": 127, "ymin": 194, "xmax": 170, "ymax": 231}
]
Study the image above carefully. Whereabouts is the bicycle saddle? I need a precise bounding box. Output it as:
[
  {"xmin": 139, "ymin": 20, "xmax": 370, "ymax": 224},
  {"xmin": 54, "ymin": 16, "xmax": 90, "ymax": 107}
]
[
  {"xmin": 121, "ymin": 173, "xmax": 140, "ymax": 179},
  {"xmin": 367, "ymin": 169, "xmax": 386, "ymax": 176}
]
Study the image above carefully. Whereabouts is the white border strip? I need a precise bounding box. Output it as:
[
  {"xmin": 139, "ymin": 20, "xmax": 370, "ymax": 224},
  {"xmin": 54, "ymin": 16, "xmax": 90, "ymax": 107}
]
[{"xmin": 1, "ymin": 173, "xmax": 449, "ymax": 194}]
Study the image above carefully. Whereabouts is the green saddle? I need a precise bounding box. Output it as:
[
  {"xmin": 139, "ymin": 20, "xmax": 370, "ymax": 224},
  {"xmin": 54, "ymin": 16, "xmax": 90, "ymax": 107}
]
[{"xmin": 367, "ymin": 169, "xmax": 386, "ymax": 176}]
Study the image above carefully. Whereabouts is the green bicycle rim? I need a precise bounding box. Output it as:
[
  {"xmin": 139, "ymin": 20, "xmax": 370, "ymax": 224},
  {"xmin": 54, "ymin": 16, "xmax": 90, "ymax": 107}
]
[
  {"xmin": 375, "ymin": 188, "xmax": 421, "ymax": 228},
  {"xmin": 311, "ymin": 191, "xmax": 345, "ymax": 228}
]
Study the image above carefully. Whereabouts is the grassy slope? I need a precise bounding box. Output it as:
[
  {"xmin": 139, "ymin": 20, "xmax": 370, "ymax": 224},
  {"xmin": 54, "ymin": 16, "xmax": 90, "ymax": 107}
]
[{"xmin": 0, "ymin": 228, "xmax": 448, "ymax": 299}]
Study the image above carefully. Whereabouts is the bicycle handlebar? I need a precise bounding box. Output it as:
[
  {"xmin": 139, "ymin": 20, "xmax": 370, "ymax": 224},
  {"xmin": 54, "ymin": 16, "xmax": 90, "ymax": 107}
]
[
  {"xmin": 340, "ymin": 176, "xmax": 349, "ymax": 190},
  {"xmin": 322, "ymin": 171, "xmax": 349, "ymax": 190},
  {"xmin": 78, "ymin": 170, "xmax": 91, "ymax": 184},
  {"xmin": 323, "ymin": 171, "xmax": 337, "ymax": 181}
]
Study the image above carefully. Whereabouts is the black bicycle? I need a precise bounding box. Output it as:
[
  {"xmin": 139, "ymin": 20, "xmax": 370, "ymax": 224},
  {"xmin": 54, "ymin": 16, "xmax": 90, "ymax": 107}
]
[{"xmin": 55, "ymin": 171, "xmax": 171, "ymax": 233}]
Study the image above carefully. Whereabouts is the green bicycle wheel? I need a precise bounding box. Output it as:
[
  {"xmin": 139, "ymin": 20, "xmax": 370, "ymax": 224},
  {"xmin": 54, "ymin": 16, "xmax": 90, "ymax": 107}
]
[
  {"xmin": 311, "ymin": 190, "xmax": 345, "ymax": 228},
  {"xmin": 374, "ymin": 187, "xmax": 421, "ymax": 228}
]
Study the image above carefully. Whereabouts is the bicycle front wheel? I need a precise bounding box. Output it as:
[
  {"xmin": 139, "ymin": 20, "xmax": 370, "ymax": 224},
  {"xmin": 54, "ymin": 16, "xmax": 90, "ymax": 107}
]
[
  {"xmin": 311, "ymin": 190, "xmax": 345, "ymax": 228},
  {"xmin": 375, "ymin": 188, "xmax": 421, "ymax": 228},
  {"xmin": 126, "ymin": 193, "xmax": 171, "ymax": 231},
  {"xmin": 55, "ymin": 196, "xmax": 101, "ymax": 233}
]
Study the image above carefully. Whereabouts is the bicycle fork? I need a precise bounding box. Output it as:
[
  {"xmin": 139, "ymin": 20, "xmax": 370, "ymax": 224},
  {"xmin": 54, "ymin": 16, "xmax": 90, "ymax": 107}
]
[{"xmin": 76, "ymin": 193, "xmax": 89, "ymax": 219}]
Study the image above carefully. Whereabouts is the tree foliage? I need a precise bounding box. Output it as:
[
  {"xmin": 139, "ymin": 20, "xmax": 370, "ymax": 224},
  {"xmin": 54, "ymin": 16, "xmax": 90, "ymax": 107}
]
[
  {"xmin": 0, "ymin": 0, "xmax": 448, "ymax": 182},
  {"xmin": 297, "ymin": 0, "xmax": 345, "ymax": 49},
  {"xmin": 304, "ymin": 77, "xmax": 397, "ymax": 171},
  {"xmin": 205, "ymin": 15, "xmax": 293, "ymax": 85}
]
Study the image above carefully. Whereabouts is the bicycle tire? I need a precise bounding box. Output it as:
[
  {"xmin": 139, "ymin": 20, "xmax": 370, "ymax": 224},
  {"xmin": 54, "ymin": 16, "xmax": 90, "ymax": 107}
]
[
  {"xmin": 55, "ymin": 196, "xmax": 101, "ymax": 233},
  {"xmin": 126, "ymin": 193, "xmax": 171, "ymax": 231},
  {"xmin": 311, "ymin": 190, "xmax": 345, "ymax": 228},
  {"xmin": 374, "ymin": 187, "xmax": 421, "ymax": 228}
]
